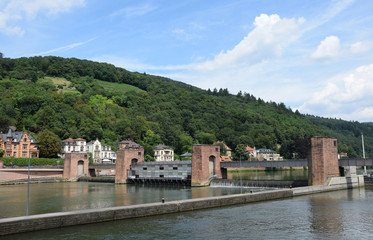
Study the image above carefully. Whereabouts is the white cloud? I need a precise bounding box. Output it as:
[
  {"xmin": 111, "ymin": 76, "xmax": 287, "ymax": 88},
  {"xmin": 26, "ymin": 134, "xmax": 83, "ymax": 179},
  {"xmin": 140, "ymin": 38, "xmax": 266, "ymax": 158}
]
[
  {"xmin": 110, "ymin": 3, "xmax": 156, "ymax": 18},
  {"xmin": 311, "ymin": 35, "xmax": 340, "ymax": 59},
  {"xmin": 193, "ymin": 14, "xmax": 305, "ymax": 71},
  {"xmin": 299, "ymin": 63, "xmax": 373, "ymax": 121},
  {"xmin": 172, "ymin": 22, "xmax": 205, "ymax": 41},
  {"xmin": 350, "ymin": 41, "xmax": 373, "ymax": 54},
  {"xmin": 0, "ymin": 0, "xmax": 85, "ymax": 36},
  {"xmin": 32, "ymin": 37, "xmax": 98, "ymax": 56}
]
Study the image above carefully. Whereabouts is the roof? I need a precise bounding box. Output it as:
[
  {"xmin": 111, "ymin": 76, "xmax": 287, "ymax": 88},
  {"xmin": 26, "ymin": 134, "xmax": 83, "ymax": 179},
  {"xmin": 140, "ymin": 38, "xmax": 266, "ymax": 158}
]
[
  {"xmin": 220, "ymin": 156, "xmax": 232, "ymax": 161},
  {"xmin": 153, "ymin": 144, "xmax": 173, "ymax": 150},
  {"xmin": 257, "ymin": 148, "xmax": 277, "ymax": 154},
  {"xmin": 62, "ymin": 138, "xmax": 86, "ymax": 143},
  {"xmin": 119, "ymin": 140, "xmax": 143, "ymax": 150},
  {"xmin": 1, "ymin": 129, "xmax": 37, "ymax": 143},
  {"xmin": 180, "ymin": 152, "xmax": 192, "ymax": 157},
  {"xmin": 245, "ymin": 146, "xmax": 255, "ymax": 152}
]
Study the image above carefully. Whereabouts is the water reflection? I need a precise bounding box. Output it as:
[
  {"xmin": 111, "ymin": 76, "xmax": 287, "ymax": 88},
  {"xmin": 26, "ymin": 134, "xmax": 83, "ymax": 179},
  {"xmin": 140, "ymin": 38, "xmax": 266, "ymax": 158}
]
[
  {"xmin": 4, "ymin": 187, "xmax": 373, "ymax": 240},
  {"xmin": 0, "ymin": 182, "xmax": 246, "ymax": 218}
]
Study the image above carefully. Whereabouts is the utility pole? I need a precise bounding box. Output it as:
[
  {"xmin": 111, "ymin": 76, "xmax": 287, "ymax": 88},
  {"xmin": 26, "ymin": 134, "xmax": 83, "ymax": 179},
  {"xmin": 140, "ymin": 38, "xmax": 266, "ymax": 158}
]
[{"xmin": 362, "ymin": 133, "xmax": 367, "ymax": 176}]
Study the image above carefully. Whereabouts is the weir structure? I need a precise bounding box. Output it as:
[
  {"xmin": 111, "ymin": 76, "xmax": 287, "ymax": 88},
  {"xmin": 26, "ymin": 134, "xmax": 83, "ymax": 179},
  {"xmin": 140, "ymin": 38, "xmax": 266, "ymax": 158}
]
[{"xmin": 63, "ymin": 152, "xmax": 89, "ymax": 180}]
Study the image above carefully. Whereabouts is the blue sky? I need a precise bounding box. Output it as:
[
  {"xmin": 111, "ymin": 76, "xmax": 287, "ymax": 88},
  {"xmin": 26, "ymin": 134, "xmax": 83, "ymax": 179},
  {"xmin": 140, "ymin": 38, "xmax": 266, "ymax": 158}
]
[{"xmin": 1, "ymin": 0, "xmax": 373, "ymax": 122}]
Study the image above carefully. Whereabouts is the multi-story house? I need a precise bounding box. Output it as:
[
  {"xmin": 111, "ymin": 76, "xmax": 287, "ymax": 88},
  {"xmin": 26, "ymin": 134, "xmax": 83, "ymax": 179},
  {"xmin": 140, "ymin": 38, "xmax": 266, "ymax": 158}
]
[
  {"xmin": 256, "ymin": 148, "xmax": 283, "ymax": 161},
  {"xmin": 245, "ymin": 146, "xmax": 257, "ymax": 159},
  {"xmin": 153, "ymin": 144, "xmax": 174, "ymax": 161},
  {"xmin": 86, "ymin": 139, "xmax": 117, "ymax": 164},
  {"xmin": 61, "ymin": 138, "xmax": 87, "ymax": 158},
  {"xmin": 0, "ymin": 128, "xmax": 39, "ymax": 158}
]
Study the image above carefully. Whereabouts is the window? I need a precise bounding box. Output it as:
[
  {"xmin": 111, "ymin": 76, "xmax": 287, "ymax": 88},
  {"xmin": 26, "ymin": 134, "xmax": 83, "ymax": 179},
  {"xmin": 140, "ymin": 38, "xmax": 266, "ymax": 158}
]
[
  {"xmin": 160, "ymin": 167, "xmax": 164, "ymax": 170},
  {"xmin": 6, "ymin": 153, "xmax": 10, "ymax": 157},
  {"xmin": 14, "ymin": 145, "xmax": 16, "ymax": 149},
  {"xmin": 6, "ymin": 145, "xmax": 10, "ymax": 150},
  {"xmin": 23, "ymin": 144, "xmax": 27, "ymax": 150},
  {"xmin": 138, "ymin": 152, "xmax": 141, "ymax": 156},
  {"xmin": 334, "ymin": 140, "xmax": 337, "ymax": 147},
  {"xmin": 13, "ymin": 152, "xmax": 16, "ymax": 157},
  {"xmin": 216, "ymin": 148, "xmax": 219, "ymax": 152},
  {"xmin": 24, "ymin": 138, "xmax": 27, "ymax": 142},
  {"xmin": 143, "ymin": 167, "xmax": 147, "ymax": 170},
  {"xmin": 173, "ymin": 167, "xmax": 178, "ymax": 170},
  {"xmin": 80, "ymin": 146, "xmax": 84, "ymax": 151},
  {"xmin": 22, "ymin": 152, "xmax": 27, "ymax": 157}
]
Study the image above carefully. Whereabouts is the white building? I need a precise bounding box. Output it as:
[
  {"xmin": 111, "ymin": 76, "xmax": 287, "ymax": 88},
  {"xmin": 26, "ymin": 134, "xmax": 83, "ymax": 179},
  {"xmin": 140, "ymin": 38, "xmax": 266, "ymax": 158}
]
[
  {"xmin": 153, "ymin": 144, "xmax": 174, "ymax": 161},
  {"xmin": 86, "ymin": 139, "xmax": 117, "ymax": 164},
  {"xmin": 61, "ymin": 138, "xmax": 87, "ymax": 158}
]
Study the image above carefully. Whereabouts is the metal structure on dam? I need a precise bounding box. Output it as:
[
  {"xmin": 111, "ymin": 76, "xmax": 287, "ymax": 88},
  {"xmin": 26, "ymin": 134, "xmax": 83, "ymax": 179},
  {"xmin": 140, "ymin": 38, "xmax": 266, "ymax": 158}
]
[{"xmin": 220, "ymin": 158, "xmax": 373, "ymax": 168}]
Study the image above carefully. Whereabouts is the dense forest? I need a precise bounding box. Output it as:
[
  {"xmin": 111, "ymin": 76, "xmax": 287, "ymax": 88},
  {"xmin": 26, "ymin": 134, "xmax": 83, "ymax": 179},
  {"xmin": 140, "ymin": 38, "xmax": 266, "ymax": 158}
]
[{"xmin": 0, "ymin": 56, "xmax": 371, "ymax": 160}]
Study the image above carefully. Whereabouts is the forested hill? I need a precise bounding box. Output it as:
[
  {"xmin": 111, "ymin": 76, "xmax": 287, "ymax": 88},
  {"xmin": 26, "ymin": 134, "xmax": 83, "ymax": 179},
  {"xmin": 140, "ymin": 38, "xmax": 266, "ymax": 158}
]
[{"xmin": 0, "ymin": 56, "xmax": 371, "ymax": 159}]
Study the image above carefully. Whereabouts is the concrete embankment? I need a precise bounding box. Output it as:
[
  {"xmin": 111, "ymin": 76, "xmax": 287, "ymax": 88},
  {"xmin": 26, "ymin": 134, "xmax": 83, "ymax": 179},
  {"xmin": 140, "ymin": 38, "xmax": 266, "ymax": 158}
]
[{"xmin": 0, "ymin": 189, "xmax": 292, "ymax": 236}]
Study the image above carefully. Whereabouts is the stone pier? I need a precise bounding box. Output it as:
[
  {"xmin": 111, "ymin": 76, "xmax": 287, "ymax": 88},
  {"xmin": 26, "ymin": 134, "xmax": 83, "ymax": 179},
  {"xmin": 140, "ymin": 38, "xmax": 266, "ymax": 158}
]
[
  {"xmin": 308, "ymin": 137, "xmax": 340, "ymax": 186},
  {"xmin": 191, "ymin": 145, "xmax": 221, "ymax": 187},
  {"xmin": 115, "ymin": 140, "xmax": 144, "ymax": 184}
]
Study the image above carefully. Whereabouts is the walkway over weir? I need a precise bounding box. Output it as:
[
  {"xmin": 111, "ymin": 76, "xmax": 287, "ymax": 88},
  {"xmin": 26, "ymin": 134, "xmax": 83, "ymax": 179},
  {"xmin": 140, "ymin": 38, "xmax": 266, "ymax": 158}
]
[{"xmin": 220, "ymin": 158, "xmax": 373, "ymax": 168}]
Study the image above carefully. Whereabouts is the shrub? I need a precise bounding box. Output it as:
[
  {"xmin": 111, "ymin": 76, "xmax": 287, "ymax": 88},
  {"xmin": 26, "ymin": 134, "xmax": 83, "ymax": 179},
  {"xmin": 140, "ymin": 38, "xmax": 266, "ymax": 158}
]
[{"xmin": 0, "ymin": 157, "xmax": 64, "ymax": 166}]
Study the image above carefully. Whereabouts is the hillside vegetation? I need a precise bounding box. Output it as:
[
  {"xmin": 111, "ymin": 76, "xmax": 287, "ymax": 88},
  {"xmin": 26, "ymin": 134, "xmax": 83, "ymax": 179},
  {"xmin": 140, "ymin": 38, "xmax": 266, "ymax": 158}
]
[{"xmin": 0, "ymin": 56, "xmax": 371, "ymax": 159}]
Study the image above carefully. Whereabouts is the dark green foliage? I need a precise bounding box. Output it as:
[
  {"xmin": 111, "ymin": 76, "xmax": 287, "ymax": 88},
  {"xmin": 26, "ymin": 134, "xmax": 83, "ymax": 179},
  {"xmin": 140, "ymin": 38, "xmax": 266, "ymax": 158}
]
[
  {"xmin": 38, "ymin": 129, "xmax": 61, "ymax": 158},
  {"xmin": 1, "ymin": 157, "xmax": 63, "ymax": 166},
  {"xmin": 0, "ymin": 56, "xmax": 371, "ymax": 160}
]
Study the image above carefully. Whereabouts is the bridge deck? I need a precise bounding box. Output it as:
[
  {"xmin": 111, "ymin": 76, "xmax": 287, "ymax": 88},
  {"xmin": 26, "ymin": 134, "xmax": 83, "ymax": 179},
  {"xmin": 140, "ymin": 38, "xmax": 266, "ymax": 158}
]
[{"xmin": 220, "ymin": 158, "xmax": 373, "ymax": 168}]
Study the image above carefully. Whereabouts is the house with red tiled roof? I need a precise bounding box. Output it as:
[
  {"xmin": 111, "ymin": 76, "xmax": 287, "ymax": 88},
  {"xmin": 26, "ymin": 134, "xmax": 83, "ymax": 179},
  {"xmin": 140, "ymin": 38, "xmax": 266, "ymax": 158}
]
[
  {"xmin": 245, "ymin": 146, "xmax": 256, "ymax": 159},
  {"xmin": 220, "ymin": 155, "xmax": 232, "ymax": 162}
]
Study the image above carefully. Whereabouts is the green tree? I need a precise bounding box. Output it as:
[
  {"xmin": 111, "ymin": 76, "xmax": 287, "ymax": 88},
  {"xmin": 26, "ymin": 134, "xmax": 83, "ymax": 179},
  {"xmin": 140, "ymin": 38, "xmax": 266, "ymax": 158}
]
[
  {"xmin": 38, "ymin": 129, "xmax": 61, "ymax": 158},
  {"xmin": 0, "ymin": 149, "xmax": 4, "ymax": 157},
  {"xmin": 196, "ymin": 132, "xmax": 216, "ymax": 144},
  {"xmin": 233, "ymin": 144, "xmax": 248, "ymax": 160},
  {"xmin": 177, "ymin": 133, "xmax": 193, "ymax": 154}
]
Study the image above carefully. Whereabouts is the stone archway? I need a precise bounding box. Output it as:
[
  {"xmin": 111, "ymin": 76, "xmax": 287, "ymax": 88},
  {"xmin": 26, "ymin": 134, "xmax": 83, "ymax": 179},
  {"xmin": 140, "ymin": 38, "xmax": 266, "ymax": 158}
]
[
  {"xmin": 77, "ymin": 160, "xmax": 84, "ymax": 176},
  {"xmin": 131, "ymin": 158, "xmax": 138, "ymax": 167},
  {"xmin": 209, "ymin": 156, "xmax": 216, "ymax": 177}
]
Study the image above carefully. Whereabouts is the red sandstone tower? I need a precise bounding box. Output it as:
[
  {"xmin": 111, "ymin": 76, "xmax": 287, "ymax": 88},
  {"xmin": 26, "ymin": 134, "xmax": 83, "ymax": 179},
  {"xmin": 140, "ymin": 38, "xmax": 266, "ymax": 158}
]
[
  {"xmin": 115, "ymin": 140, "xmax": 144, "ymax": 184},
  {"xmin": 191, "ymin": 145, "xmax": 221, "ymax": 187},
  {"xmin": 308, "ymin": 137, "xmax": 340, "ymax": 185},
  {"xmin": 63, "ymin": 152, "xmax": 89, "ymax": 180}
]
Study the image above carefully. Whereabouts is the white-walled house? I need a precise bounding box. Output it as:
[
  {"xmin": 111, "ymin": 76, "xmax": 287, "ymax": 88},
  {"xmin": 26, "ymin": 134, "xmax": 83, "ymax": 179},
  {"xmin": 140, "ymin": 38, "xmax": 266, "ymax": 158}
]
[
  {"xmin": 86, "ymin": 139, "xmax": 117, "ymax": 164},
  {"xmin": 61, "ymin": 138, "xmax": 87, "ymax": 158},
  {"xmin": 153, "ymin": 144, "xmax": 174, "ymax": 161}
]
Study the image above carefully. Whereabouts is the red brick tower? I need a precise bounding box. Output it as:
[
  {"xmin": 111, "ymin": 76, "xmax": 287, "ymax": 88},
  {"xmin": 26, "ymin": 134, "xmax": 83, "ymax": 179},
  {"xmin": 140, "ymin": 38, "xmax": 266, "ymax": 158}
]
[
  {"xmin": 63, "ymin": 152, "xmax": 89, "ymax": 180},
  {"xmin": 308, "ymin": 137, "xmax": 340, "ymax": 185},
  {"xmin": 115, "ymin": 140, "xmax": 144, "ymax": 184},
  {"xmin": 191, "ymin": 145, "xmax": 221, "ymax": 187}
]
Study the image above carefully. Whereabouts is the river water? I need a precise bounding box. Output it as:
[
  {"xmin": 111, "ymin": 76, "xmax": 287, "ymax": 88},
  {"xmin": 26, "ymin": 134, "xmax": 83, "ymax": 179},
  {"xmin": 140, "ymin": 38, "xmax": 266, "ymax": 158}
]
[{"xmin": 1, "ymin": 170, "xmax": 373, "ymax": 239}]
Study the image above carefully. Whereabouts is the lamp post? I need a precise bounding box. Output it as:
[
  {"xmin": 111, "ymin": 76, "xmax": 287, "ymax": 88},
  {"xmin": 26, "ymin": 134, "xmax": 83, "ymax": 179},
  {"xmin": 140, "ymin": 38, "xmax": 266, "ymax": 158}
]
[
  {"xmin": 26, "ymin": 151, "xmax": 31, "ymax": 216},
  {"xmin": 26, "ymin": 145, "xmax": 37, "ymax": 216},
  {"xmin": 239, "ymin": 155, "xmax": 242, "ymax": 194},
  {"xmin": 362, "ymin": 133, "xmax": 367, "ymax": 176}
]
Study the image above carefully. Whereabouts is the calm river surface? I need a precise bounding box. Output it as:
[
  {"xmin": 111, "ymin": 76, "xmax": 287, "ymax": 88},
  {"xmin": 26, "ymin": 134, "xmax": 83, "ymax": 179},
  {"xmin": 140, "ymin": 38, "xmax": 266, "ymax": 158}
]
[{"xmin": 1, "ymin": 170, "xmax": 373, "ymax": 239}]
